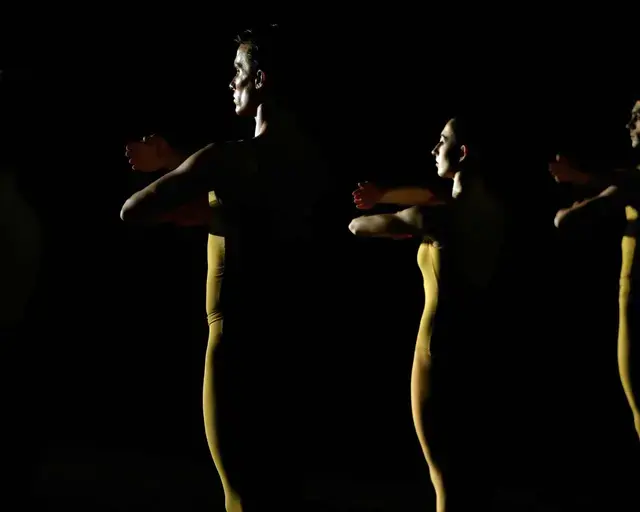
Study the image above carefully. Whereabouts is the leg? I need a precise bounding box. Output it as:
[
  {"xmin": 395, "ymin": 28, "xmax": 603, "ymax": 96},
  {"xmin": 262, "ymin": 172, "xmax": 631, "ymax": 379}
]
[
  {"xmin": 204, "ymin": 327, "xmax": 305, "ymax": 511},
  {"xmin": 203, "ymin": 321, "xmax": 243, "ymax": 511},
  {"xmin": 411, "ymin": 350, "xmax": 489, "ymax": 512},
  {"xmin": 411, "ymin": 348, "xmax": 445, "ymax": 511},
  {"xmin": 618, "ymin": 283, "xmax": 640, "ymax": 439}
]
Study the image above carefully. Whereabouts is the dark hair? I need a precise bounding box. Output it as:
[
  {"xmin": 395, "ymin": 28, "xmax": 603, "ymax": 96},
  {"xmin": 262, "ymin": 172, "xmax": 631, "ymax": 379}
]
[
  {"xmin": 447, "ymin": 108, "xmax": 535, "ymax": 198},
  {"xmin": 448, "ymin": 115, "xmax": 489, "ymax": 165},
  {"xmin": 234, "ymin": 24, "xmax": 287, "ymax": 101}
]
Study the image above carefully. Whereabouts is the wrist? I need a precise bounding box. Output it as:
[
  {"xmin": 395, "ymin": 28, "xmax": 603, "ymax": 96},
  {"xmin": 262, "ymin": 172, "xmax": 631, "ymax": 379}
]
[{"xmin": 377, "ymin": 187, "xmax": 390, "ymax": 204}]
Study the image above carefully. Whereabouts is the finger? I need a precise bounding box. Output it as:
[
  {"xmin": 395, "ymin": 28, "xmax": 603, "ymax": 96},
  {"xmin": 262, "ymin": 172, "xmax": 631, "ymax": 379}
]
[{"xmin": 126, "ymin": 141, "xmax": 145, "ymax": 151}]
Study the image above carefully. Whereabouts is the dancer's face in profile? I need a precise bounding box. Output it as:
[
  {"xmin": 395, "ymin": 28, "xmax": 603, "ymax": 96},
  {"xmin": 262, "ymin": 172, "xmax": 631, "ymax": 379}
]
[
  {"xmin": 432, "ymin": 119, "xmax": 465, "ymax": 179},
  {"xmin": 626, "ymin": 100, "xmax": 640, "ymax": 150},
  {"xmin": 230, "ymin": 44, "xmax": 263, "ymax": 117}
]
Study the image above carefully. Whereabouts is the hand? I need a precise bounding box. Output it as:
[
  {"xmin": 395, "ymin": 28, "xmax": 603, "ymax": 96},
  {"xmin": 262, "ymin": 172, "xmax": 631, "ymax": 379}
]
[
  {"xmin": 352, "ymin": 182, "xmax": 384, "ymax": 210},
  {"xmin": 124, "ymin": 134, "xmax": 180, "ymax": 172},
  {"xmin": 549, "ymin": 154, "xmax": 591, "ymax": 186}
]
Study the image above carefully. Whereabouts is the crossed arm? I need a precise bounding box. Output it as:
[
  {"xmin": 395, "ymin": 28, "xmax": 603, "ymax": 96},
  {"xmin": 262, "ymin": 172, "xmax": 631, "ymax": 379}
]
[
  {"xmin": 349, "ymin": 180, "xmax": 449, "ymax": 241},
  {"xmin": 120, "ymin": 142, "xmax": 232, "ymax": 236},
  {"xmin": 121, "ymin": 143, "xmax": 223, "ymax": 225},
  {"xmin": 349, "ymin": 204, "xmax": 449, "ymax": 245},
  {"xmin": 349, "ymin": 206, "xmax": 423, "ymax": 238},
  {"xmin": 556, "ymin": 167, "xmax": 640, "ymax": 229}
]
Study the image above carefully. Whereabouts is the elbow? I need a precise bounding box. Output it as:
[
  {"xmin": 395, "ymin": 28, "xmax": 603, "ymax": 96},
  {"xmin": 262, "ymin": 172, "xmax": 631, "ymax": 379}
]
[
  {"xmin": 120, "ymin": 198, "xmax": 133, "ymax": 222},
  {"xmin": 553, "ymin": 209, "xmax": 566, "ymax": 229},
  {"xmin": 348, "ymin": 219, "xmax": 361, "ymax": 236},
  {"xmin": 120, "ymin": 197, "xmax": 142, "ymax": 223}
]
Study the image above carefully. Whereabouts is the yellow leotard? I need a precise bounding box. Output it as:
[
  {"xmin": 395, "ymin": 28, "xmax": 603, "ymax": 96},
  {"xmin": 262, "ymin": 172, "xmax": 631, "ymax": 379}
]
[
  {"xmin": 201, "ymin": 190, "xmax": 241, "ymax": 510},
  {"xmin": 410, "ymin": 241, "xmax": 442, "ymax": 495},
  {"xmin": 619, "ymin": 204, "xmax": 639, "ymax": 437}
]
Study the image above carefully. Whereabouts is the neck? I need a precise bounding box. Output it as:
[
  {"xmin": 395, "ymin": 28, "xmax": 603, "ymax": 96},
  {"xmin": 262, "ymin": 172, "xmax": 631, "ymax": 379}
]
[
  {"xmin": 451, "ymin": 170, "xmax": 484, "ymax": 199},
  {"xmin": 451, "ymin": 172, "xmax": 463, "ymax": 198},
  {"xmin": 253, "ymin": 101, "xmax": 299, "ymax": 139}
]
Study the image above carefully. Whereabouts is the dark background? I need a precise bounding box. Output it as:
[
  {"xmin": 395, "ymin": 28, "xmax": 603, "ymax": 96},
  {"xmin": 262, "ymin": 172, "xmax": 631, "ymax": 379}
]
[{"xmin": 2, "ymin": 23, "xmax": 638, "ymax": 510}]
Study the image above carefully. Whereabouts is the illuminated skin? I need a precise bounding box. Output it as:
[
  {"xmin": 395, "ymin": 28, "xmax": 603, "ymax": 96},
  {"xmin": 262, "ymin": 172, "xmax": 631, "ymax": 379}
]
[
  {"xmin": 122, "ymin": 34, "xmax": 326, "ymax": 511},
  {"xmin": 230, "ymin": 45, "xmax": 267, "ymax": 136},
  {"xmin": 627, "ymin": 100, "xmax": 640, "ymax": 150}
]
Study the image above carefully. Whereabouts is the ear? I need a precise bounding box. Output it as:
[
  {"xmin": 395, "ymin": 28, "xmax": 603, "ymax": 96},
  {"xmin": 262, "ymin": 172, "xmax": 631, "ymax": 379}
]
[
  {"xmin": 459, "ymin": 144, "xmax": 469, "ymax": 162},
  {"xmin": 254, "ymin": 69, "xmax": 266, "ymax": 90}
]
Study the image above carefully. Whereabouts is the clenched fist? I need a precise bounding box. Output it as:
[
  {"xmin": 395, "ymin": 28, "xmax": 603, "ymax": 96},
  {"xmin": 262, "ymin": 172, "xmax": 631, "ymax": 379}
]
[
  {"xmin": 125, "ymin": 134, "xmax": 181, "ymax": 172},
  {"xmin": 549, "ymin": 154, "xmax": 591, "ymax": 186},
  {"xmin": 352, "ymin": 182, "xmax": 384, "ymax": 210}
]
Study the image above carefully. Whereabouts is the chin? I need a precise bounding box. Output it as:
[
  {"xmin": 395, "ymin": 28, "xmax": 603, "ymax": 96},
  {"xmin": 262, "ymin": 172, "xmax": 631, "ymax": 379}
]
[{"xmin": 234, "ymin": 100, "xmax": 257, "ymax": 118}]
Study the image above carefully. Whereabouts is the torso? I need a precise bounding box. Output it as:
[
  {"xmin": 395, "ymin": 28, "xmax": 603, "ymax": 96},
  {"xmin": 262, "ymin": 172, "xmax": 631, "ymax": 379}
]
[
  {"xmin": 621, "ymin": 205, "xmax": 638, "ymax": 292},
  {"xmin": 428, "ymin": 181, "xmax": 508, "ymax": 359},
  {"xmin": 210, "ymin": 134, "xmax": 327, "ymax": 345},
  {"xmin": 415, "ymin": 241, "xmax": 440, "ymax": 356},
  {"xmin": 205, "ymin": 190, "xmax": 225, "ymax": 327}
]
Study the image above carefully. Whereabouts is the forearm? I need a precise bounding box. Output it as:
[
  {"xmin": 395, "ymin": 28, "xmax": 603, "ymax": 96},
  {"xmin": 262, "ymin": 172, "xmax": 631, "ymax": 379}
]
[
  {"xmin": 555, "ymin": 186, "xmax": 623, "ymax": 232},
  {"xmin": 378, "ymin": 187, "xmax": 441, "ymax": 206},
  {"xmin": 121, "ymin": 144, "xmax": 217, "ymax": 224},
  {"xmin": 585, "ymin": 168, "xmax": 640, "ymax": 206},
  {"xmin": 349, "ymin": 214, "xmax": 414, "ymax": 238}
]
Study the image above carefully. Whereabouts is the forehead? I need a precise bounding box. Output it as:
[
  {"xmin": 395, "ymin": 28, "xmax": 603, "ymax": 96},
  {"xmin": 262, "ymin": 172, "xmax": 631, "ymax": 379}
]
[
  {"xmin": 234, "ymin": 45, "xmax": 250, "ymax": 67},
  {"xmin": 632, "ymin": 101, "xmax": 640, "ymax": 114},
  {"xmin": 441, "ymin": 119, "xmax": 455, "ymax": 136}
]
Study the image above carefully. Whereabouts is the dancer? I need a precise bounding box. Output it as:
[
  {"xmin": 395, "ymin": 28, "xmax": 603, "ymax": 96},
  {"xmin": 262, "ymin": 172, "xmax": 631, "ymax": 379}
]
[
  {"xmin": 552, "ymin": 99, "xmax": 640, "ymax": 439},
  {"xmin": 552, "ymin": 100, "xmax": 640, "ymax": 438},
  {"xmin": 350, "ymin": 114, "xmax": 538, "ymax": 511},
  {"xmin": 122, "ymin": 25, "xmax": 327, "ymax": 511}
]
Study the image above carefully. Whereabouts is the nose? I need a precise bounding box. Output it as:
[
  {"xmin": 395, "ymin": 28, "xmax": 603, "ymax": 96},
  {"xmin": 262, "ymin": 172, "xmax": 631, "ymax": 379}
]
[
  {"xmin": 431, "ymin": 143, "xmax": 439, "ymax": 157},
  {"xmin": 229, "ymin": 79, "xmax": 235, "ymax": 91}
]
